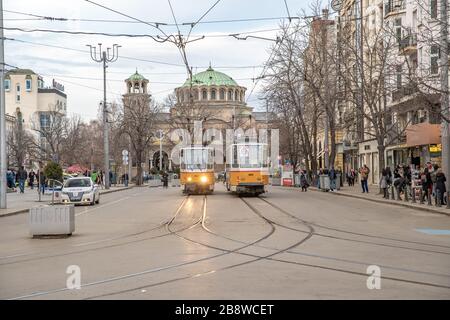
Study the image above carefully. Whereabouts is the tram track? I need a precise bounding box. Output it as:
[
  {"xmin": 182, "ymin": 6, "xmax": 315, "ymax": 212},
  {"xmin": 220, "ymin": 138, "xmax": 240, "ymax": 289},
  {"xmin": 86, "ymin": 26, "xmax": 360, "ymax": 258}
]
[
  {"xmin": 274, "ymin": 188, "xmax": 450, "ymax": 249},
  {"xmin": 256, "ymin": 196, "xmax": 450, "ymax": 255},
  {"xmin": 81, "ymin": 195, "xmax": 315, "ymax": 299},
  {"xmin": 83, "ymin": 195, "xmax": 450, "ymax": 299},
  {"xmin": 6, "ymin": 192, "xmax": 450, "ymax": 300}
]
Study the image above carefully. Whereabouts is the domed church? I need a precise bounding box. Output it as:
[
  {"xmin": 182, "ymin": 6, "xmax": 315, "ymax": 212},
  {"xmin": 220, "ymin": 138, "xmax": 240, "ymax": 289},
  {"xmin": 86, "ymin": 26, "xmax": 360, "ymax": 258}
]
[
  {"xmin": 171, "ymin": 65, "xmax": 255, "ymax": 128},
  {"xmin": 123, "ymin": 66, "xmax": 273, "ymax": 173}
]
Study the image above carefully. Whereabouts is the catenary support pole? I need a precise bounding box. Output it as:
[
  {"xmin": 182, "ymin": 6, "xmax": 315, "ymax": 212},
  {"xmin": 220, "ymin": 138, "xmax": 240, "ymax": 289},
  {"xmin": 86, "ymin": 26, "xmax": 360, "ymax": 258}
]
[{"xmin": 0, "ymin": 0, "xmax": 7, "ymax": 209}]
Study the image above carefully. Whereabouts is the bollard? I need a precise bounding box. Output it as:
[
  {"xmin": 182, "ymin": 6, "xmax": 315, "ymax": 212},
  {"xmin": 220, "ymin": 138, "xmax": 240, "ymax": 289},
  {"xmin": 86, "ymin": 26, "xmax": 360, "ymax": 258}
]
[
  {"xmin": 436, "ymin": 190, "xmax": 441, "ymax": 207},
  {"xmin": 391, "ymin": 185, "xmax": 395, "ymax": 200},
  {"xmin": 411, "ymin": 187, "xmax": 416, "ymax": 203},
  {"xmin": 404, "ymin": 186, "xmax": 409, "ymax": 202},
  {"xmin": 428, "ymin": 191, "xmax": 433, "ymax": 206},
  {"xmin": 419, "ymin": 189, "xmax": 424, "ymax": 204}
]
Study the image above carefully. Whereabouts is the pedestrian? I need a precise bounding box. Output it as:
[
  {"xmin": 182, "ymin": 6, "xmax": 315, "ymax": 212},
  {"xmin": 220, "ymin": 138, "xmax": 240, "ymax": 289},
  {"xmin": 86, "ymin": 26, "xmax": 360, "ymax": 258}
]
[
  {"xmin": 162, "ymin": 171, "xmax": 169, "ymax": 188},
  {"xmin": 124, "ymin": 173, "xmax": 129, "ymax": 187},
  {"xmin": 109, "ymin": 170, "xmax": 113, "ymax": 188},
  {"xmin": 91, "ymin": 170, "xmax": 98, "ymax": 186},
  {"xmin": 359, "ymin": 165, "xmax": 370, "ymax": 193},
  {"xmin": 379, "ymin": 168, "xmax": 388, "ymax": 199},
  {"xmin": 329, "ymin": 167, "xmax": 337, "ymax": 191},
  {"xmin": 300, "ymin": 170, "xmax": 309, "ymax": 192},
  {"xmin": 28, "ymin": 170, "xmax": 35, "ymax": 190},
  {"xmin": 421, "ymin": 167, "xmax": 433, "ymax": 203},
  {"xmin": 435, "ymin": 169, "xmax": 447, "ymax": 205},
  {"xmin": 18, "ymin": 166, "xmax": 27, "ymax": 193},
  {"xmin": 38, "ymin": 170, "xmax": 46, "ymax": 195}
]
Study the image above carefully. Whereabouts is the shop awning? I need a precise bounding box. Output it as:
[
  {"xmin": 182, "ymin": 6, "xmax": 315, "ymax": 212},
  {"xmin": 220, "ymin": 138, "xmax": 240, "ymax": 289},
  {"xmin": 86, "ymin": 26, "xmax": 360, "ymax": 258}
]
[{"xmin": 406, "ymin": 123, "xmax": 441, "ymax": 147}]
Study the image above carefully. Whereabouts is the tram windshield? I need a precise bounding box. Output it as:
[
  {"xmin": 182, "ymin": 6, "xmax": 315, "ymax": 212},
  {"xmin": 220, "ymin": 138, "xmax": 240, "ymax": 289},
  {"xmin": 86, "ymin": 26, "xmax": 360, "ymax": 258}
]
[
  {"xmin": 180, "ymin": 148, "xmax": 213, "ymax": 170},
  {"xmin": 231, "ymin": 144, "xmax": 268, "ymax": 169}
]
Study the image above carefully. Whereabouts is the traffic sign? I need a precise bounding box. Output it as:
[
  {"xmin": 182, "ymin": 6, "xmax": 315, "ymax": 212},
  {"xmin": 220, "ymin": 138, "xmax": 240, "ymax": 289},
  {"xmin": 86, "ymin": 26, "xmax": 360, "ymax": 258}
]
[{"xmin": 122, "ymin": 150, "xmax": 129, "ymax": 156}]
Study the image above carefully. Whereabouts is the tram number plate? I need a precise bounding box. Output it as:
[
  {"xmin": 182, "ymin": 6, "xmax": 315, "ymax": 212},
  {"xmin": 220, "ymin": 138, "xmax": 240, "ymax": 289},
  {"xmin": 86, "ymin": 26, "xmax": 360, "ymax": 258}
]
[{"xmin": 248, "ymin": 173, "xmax": 254, "ymax": 176}]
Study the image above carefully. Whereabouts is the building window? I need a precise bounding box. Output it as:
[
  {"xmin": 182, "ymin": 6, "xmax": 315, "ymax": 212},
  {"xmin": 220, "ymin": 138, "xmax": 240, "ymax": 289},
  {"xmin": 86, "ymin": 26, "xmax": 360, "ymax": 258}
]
[
  {"xmin": 202, "ymin": 89, "xmax": 207, "ymax": 100},
  {"xmin": 193, "ymin": 89, "xmax": 198, "ymax": 100},
  {"xmin": 228, "ymin": 90, "xmax": 233, "ymax": 101},
  {"xmin": 430, "ymin": 0, "xmax": 438, "ymax": 19},
  {"xmin": 219, "ymin": 89, "xmax": 225, "ymax": 100},
  {"xmin": 235, "ymin": 91, "xmax": 238, "ymax": 101},
  {"xmin": 430, "ymin": 45, "xmax": 439, "ymax": 74},
  {"xmin": 40, "ymin": 113, "xmax": 51, "ymax": 129},
  {"xmin": 395, "ymin": 18, "xmax": 402, "ymax": 43},
  {"xmin": 396, "ymin": 65, "xmax": 402, "ymax": 89},
  {"xmin": 211, "ymin": 89, "xmax": 216, "ymax": 100},
  {"xmin": 26, "ymin": 79, "xmax": 32, "ymax": 91},
  {"xmin": 16, "ymin": 83, "xmax": 20, "ymax": 103},
  {"xmin": 4, "ymin": 79, "xmax": 10, "ymax": 91}
]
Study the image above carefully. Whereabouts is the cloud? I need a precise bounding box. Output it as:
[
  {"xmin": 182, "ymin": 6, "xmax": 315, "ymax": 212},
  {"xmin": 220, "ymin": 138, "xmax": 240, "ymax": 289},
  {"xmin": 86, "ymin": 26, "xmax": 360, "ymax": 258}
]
[{"xmin": 4, "ymin": 0, "xmax": 308, "ymax": 120}]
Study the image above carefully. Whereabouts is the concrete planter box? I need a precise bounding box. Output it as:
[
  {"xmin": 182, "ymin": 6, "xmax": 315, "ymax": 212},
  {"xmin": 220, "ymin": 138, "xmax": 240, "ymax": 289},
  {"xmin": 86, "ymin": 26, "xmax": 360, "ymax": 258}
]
[
  {"xmin": 29, "ymin": 205, "xmax": 75, "ymax": 237},
  {"xmin": 271, "ymin": 178, "xmax": 281, "ymax": 186},
  {"xmin": 148, "ymin": 180, "xmax": 162, "ymax": 187}
]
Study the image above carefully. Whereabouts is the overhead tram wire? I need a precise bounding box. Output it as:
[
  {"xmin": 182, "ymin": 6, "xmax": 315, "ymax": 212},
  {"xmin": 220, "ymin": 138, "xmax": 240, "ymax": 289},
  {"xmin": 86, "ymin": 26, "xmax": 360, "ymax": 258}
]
[
  {"xmin": 4, "ymin": 35, "xmax": 265, "ymax": 70},
  {"xmin": 3, "ymin": 9, "xmax": 300, "ymax": 26},
  {"xmin": 83, "ymin": 0, "xmax": 173, "ymax": 43},
  {"xmin": 186, "ymin": 0, "xmax": 222, "ymax": 42}
]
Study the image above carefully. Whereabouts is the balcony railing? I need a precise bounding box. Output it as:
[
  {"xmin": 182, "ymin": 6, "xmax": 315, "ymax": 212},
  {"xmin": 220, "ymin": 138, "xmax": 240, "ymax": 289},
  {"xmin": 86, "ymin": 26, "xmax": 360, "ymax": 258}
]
[
  {"xmin": 399, "ymin": 33, "xmax": 417, "ymax": 51},
  {"xmin": 385, "ymin": 0, "xmax": 405, "ymax": 16},
  {"xmin": 392, "ymin": 84, "xmax": 419, "ymax": 102}
]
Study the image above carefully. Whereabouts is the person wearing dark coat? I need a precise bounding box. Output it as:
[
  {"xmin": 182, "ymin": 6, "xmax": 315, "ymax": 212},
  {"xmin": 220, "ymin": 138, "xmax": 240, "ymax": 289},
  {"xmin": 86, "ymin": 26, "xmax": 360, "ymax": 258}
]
[
  {"xmin": 421, "ymin": 168, "xmax": 433, "ymax": 202},
  {"xmin": 28, "ymin": 170, "xmax": 36, "ymax": 190},
  {"xmin": 18, "ymin": 166, "xmax": 28, "ymax": 193},
  {"xmin": 435, "ymin": 169, "xmax": 447, "ymax": 205}
]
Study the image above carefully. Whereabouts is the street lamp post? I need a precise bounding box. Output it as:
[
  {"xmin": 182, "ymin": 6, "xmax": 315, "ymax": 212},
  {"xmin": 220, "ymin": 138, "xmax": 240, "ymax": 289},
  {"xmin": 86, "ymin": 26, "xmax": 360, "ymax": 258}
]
[
  {"xmin": 0, "ymin": 0, "xmax": 7, "ymax": 209},
  {"xmin": 87, "ymin": 43, "xmax": 120, "ymax": 190},
  {"xmin": 158, "ymin": 130, "xmax": 164, "ymax": 171}
]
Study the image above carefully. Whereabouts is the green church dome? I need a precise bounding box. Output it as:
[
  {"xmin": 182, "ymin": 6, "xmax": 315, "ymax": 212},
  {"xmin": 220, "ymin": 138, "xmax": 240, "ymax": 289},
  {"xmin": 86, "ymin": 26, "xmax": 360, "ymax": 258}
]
[
  {"xmin": 182, "ymin": 66, "xmax": 238, "ymax": 87},
  {"xmin": 127, "ymin": 69, "xmax": 147, "ymax": 81}
]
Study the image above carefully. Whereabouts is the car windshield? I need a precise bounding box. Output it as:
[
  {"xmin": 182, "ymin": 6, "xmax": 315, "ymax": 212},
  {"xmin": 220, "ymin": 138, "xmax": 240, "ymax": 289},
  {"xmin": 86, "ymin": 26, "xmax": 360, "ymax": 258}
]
[{"xmin": 64, "ymin": 178, "xmax": 92, "ymax": 188}]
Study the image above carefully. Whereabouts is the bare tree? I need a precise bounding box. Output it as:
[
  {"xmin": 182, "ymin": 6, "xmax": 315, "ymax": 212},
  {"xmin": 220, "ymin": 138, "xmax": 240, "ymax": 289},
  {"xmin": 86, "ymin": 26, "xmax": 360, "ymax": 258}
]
[{"xmin": 120, "ymin": 94, "xmax": 159, "ymax": 185}]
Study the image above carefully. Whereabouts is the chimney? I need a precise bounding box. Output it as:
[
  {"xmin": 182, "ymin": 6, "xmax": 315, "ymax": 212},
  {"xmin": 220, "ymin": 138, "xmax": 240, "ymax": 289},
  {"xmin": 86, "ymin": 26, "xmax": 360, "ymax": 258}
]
[{"xmin": 322, "ymin": 8, "xmax": 329, "ymax": 20}]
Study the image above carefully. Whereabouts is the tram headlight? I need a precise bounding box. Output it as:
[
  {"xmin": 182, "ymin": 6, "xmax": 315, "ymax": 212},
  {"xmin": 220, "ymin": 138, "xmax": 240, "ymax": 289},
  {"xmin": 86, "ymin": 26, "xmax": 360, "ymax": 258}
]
[
  {"xmin": 187, "ymin": 176, "xmax": 192, "ymax": 182},
  {"xmin": 200, "ymin": 175, "xmax": 208, "ymax": 183}
]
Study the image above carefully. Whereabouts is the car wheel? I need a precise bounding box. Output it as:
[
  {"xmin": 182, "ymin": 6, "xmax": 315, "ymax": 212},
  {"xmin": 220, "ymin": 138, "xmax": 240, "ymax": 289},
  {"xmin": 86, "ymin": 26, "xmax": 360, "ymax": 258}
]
[{"xmin": 96, "ymin": 196, "xmax": 100, "ymax": 204}]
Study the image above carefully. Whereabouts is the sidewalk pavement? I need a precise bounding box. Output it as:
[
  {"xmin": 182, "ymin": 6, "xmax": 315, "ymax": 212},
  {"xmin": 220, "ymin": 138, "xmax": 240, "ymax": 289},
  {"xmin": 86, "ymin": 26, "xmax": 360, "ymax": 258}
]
[
  {"xmin": 276, "ymin": 184, "xmax": 450, "ymax": 217},
  {"xmin": 0, "ymin": 185, "xmax": 134, "ymax": 218}
]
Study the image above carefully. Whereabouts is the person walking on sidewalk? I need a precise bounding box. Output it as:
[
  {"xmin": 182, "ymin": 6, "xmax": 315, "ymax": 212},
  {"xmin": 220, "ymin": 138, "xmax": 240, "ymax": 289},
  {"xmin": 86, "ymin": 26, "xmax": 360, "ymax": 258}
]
[
  {"xmin": 421, "ymin": 167, "xmax": 433, "ymax": 203},
  {"xmin": 380, "ymin": 168, "xmax": 388, "ymax": 199},
  {"xmin": 18, "ymin": 166, "xmax": 28, "ymax": 194},
  {"xmin": 435, "ymin": 169, "xmax": 447, "ymax": 205},
  {"xmin": 359, "ymin": 165, "xmax": 370, "ymax": 193},
  {"xmin": 329, "ymin": 167, "xmax": 337, "ymax": 191},
  {"xmin": 28, "ymin": 170, "xmax": 35, "ymax": 190},
  {"xmin": 300, "ymin": 170, "xmax": 309, "ymax": 192}
]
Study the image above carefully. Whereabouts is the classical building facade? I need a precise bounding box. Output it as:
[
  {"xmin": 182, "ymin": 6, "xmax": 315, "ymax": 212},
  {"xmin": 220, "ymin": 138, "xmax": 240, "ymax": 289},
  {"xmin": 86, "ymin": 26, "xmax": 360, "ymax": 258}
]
[
  {"xmin": 122, "ymin": 67, "xmax": 274, "ymax": 176},
  {"xmin": 4, "ymin": 68, "xmax": 67, "ymax": 168}
]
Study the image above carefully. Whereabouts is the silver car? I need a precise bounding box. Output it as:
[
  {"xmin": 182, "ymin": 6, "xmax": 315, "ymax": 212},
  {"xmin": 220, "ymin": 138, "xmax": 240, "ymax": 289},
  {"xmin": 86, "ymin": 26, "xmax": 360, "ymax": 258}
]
[{"xmin": 61, "ymin": 177, "xmax": 100, "ymax": 205}]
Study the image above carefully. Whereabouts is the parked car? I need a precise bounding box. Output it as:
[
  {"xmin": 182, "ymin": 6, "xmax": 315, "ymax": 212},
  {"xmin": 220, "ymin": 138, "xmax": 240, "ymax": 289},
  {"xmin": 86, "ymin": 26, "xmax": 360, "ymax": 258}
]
[{"xmin": 61, "ymin": 177, "xmax": 100, "ymax": 206}]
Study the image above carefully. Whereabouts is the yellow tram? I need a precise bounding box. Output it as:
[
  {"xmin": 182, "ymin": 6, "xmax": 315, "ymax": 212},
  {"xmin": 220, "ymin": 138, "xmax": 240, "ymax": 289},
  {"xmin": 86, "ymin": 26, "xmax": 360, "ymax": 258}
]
[
  {"xmin": 180, "ymin": 146, "xmax": 215, "ymax": 194},
  {"xmin": 226, "ymin": 143, "xmax": 269, "ymax": 196}
]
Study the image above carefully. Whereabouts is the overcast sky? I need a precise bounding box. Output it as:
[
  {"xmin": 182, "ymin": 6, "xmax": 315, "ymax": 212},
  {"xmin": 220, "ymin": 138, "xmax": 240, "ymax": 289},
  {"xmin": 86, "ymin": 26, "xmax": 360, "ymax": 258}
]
[{"xmin": 4, "ymin": 0, "xmax": 312, "ymax": 120}]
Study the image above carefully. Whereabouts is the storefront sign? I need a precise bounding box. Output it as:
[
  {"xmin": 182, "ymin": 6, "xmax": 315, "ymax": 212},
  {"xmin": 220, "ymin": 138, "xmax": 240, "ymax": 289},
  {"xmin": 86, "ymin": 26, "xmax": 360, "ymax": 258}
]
[{"xmin": 429, "ymin": 144, "xmax": 442, "ymax": 153}]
